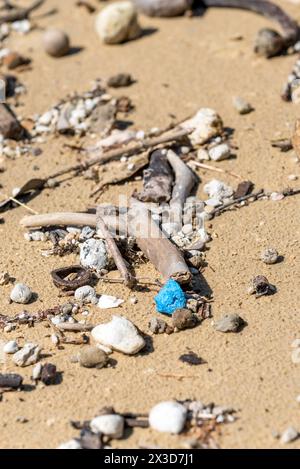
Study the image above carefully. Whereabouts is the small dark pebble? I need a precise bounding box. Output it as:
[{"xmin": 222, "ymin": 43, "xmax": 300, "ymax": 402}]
[
  {"xmin": 79, "ymin": 429, "xmax": 102, "ymax": 450},
  {"xmin": 172, "ymin": 308, "xmax": 198, "ymax": 330},
  {"xmin": 107, "ymin": 73, "xmax": 134, "ymax": 88},
  {"xmin": 0, "ymin": 373, "xmax": 23, "ymax": 389},
  {"xmin": 234, "ymin": 180, "xmax": 254, "ymax": 199},
  {"xmin": 179, "ymin": 351, "xmax": 204, "ymax": 366},
  {"xmin": 250, "ymin": 275, "xmax": 276, "ymax": 298},
  {"xmin": 148, "ymin": 317, "xmax": 173, "ymax": 334},
  {"xmin": 40, "ymin": 363, "xmax": 57, "ymax": 385}
]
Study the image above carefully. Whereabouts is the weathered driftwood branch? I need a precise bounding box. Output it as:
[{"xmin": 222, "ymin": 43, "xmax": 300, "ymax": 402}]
[
  {"xmin": 0, "ymin": 0, "xmax": 45, "ymax": 24},
  {"xmin": 96, "ymin": 207, "xmax": 136, "ymax": 288},
  {"xmin": 128, "ymin": 199, "xmax": 191, "ymax": 284},
  {"xmin": 136, "ymin": 149, "xmax": 174, "ymax": 203},
  {"xmin": 166, "ymin": 149, "xmax": 197, "ymax": 229}
]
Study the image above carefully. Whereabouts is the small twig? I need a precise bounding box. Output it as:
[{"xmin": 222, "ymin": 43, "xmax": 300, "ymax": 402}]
[
  {"xmin": 210, "ymin": 189, "xmax": 265, "ymax": 217},
  {"xmin": 0, "ymin": 192, "xmax": 39, "ymax": 214},
  {"xmin": 55, "ymin": 323, "xmax": 94, "ymax": 333},
  {"xmin": 190, "ymin": 160, "xmax": 243, "ymax": 180},
  {"xmin": 96, "ymin": 207, "xmax": 136, "ymax": 289},
  {"xmin": 0, "ymin": 0, "xmax": 45, "ymax": 24}
]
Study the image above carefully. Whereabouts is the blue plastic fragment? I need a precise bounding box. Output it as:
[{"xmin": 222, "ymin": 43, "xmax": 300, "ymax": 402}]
[{"xmin": 154, "ymin": 279, "xmax": 186, "ymax": 315}]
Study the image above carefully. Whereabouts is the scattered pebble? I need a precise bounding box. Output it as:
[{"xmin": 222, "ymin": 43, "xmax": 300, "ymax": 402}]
[
  {"xmin": 149, "ymin": 401, "xmax": 187, "ymax": 434},
  {"xmin": 261, "ymin": 247, "xmax": 279, "ymax": 265},
  {"xmin": 155, "ymin": 279, "xmax": 186, "ymax": 316},
  {"xmin": 97, "ymin": 295, "xmax": 124, "ymax": 309},
  {"xmin": 148, "ymin": 317, "xmax": 173, "ymax": 334},
  {"xmin": 92, "ymin": 316, "xmax": 146, "ymax": 355},
  {"xmin": 40, "ymin": 363, "xmax": 58, "ymax": 385},
  {"xmin": 74, "ymin": 285, "xmax": 98, "ymax": 304},
  {"xmin": 280, "ymin": 426, "xmax": 299, "ymax": 444},
  {"xmin": 172, "ymin": 308, "xmax": 198, "ymax": 330},
  {"xmin": 95, "ymin": 1, "xmax": 141, "ymax": 45},
  {"xmin": 179, "ymin": 351, "xmax": 204, "ymax": 366},
  {"xmin": 181, "ymin": 108, "xmax": 223, "ymax": 145},
  {"xmin": 10, "ymin": 283, "xmax": 33, "ymax": 304},
  {"xmin": 107, "ymin": 73, "xmax": 134, "ymax": 88},
  {"xmin": 248, "ymin": 275, "xmax": 276, "ymax": 297},
  {"xmin": 80, "ymin": 239, "xmax": 108, "ymax": 270},
  {"xmin": 32, "ymin": 363, "xmax": 42, "ymax": 381},
  {"xmin": 57, "ymin": 439, "xmax": 82, "ymax": 450},
  {"xmin": 43, "ymin": 28, "xmax": 70, "ymax": 57},
  {"xmin": 232, "ymin": 96, "xmax": 253, "ymax": 115},
  {"xmin": 3, "ymin": 340, "xmax": 19, "ymax": 354},
  {"xmin": 204, "ymin": 179, "xmax": 233, "ymax": 201},
  {"xmin": 13, "ymin": 343, "xmax": 41, "ymax": 367},
  {"xmin": 79, "ymin": 346, "xmax": 109, "ymax": 369},
  {"xmin": 214, "ymin": 314, "xmax": 244, "ymax": 333},
  {"xmin": 91, "ymin": 414, "xmax": 124, "ymax": 439},
  {"xmin": 0, "ymin": 271, "xmax": 10, "ymax": 286},
  {"xmin": 208, "ymin": 143, "xmax": 231, "ymax": 161}
]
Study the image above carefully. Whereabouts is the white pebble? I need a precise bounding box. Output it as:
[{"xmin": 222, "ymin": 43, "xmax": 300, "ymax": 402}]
[
  {"xmin": 280, "ymin": 427, "xmax": 299, "ymax": 444},
  {"xmin": 181, "ymin": 108, "xmax": 223, "ymax": 145},
  {"xmin": 205, "ymin": 198, "xmax": 221, "ymax": 207},
  {"xmin": 204, "ymin": 179, "xmax": 233, "ymax": 201},
  {"xmin": 92, "ymin": 315, "xmax": 145, "ymax": 355},
  {"xmin": 90, "ymin": 414, "xmax": 124, "ymax": 439},
  {"xmin": 57, "ymin": 439, "xmax": 82, "ymax": 450},
  {"xmin": 74, "ymin": 285, "xmax": 98, "ymax": 305},
  {"xmin": 32, "ymin": 363, "xmax": 42, "ymax": 381},
  {"xmin": 209, "ymin": 143, "xmax": 231, "ymax": 161},
  {"xmin": 13, "ymin": 343, "xmax": 41, "ymax": 367},
  {"xmin": 95, "ymin": 1, "xmax": 141, "ymax": 45},
  {"xmin": 98, "ymin": 295, "xmax": 124, "ymax": 309},
  {"xmin": 149, "ymin": 401, "xmax": 187, "ymax": 434},
  {"xmin": 197, "ymin": 148, "xmax": 209, "ymax": 161},
  {"xmin": 3, "ymin": 340, "xmax": 19, "ymax": 354},
  {"xmin": 10, "ymin": 283, "xmax": 33, "ymax": 304},
  {"xmin": 80, "ymin": 238, "xmax": 107, "ymax": 270}
]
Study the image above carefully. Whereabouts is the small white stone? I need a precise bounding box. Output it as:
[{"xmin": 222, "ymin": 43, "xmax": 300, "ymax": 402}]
[
  {"xmin": 181, "ymin": 108, "xmax": 223, "ymax": 145},
  {"xmin": 57, "ymin": 439, "xmax": 82, "ymax": 450},
  {"xmin": 204, "ymin": 179, "xmax": 233, "ymax": 201},
  {"xmin": 205, "ymin": 198, "xmax": 221, "ymax": 207},
  {"xmin": 4, "ymin": 324, "xmax": 14, "ymax": 333},
  {"xmin": 98, "ymin": 295, "xmax": 124, "ymax": 309},
  {"xmin": 74, "ymin": 285, "xmax": 98, "ymax": 304},
  {"xmin": 90, "ymin": 414, "xmax": 124, "ymax": 439},
  {"xmin": 39, "ymin": 111, "xmax": 53, "ymax": 126},
  {"xmin": 232, "ymin": 96, "xmax": 253, "ymax": 115},
  {"xmin": 13, "ymin": 343, "xmax": 41, "ymax": 367},
  {"xmin": 92, "ymin": 315, "xmax": 145, "ymax": 355},
  {"xmin": 280, "ymin": 427, "xmax": 299, "ymax": 444},
  {"xmin": 10, "ymin": 283, "xmax": 33, "ymax": 304},
  {"xmin": 161, "ymin": 222, "xmax": 180, "ymax": 238},
  {"xmin": 209, "ymin": 143, "xmax": 231, "ymax": 161},
  {"xmin": 80, "ymin": 238, "xmax": 107, "ymax": 270},
  {"xmin": 32, "ymin": 362, "xmax": 42, "ymax": 380},
  {"xmin": 149, "ymin": 401, "xmax": 187, "ymax": 434},
  {"xmin": 197, "ymin": 148, "xmax": 210, "ymax": 161},
  {"xmin": 95, "ymin": 2, "xmax": 141, "ymax": 45},
  {"xmin": 3, "ymin": 340, "xmax": 19, "ymax": 354},
  {"xmin": 182, "ymin": 224, "xmax": 193, "ymax": 236},
  {"xmin": 288, "ymin": 174, "xmax": 298, "ymax": 181}
]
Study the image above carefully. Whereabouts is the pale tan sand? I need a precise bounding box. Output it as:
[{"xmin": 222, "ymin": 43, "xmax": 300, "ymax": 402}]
[{"xmin": 0, "ymin": 0, "xmax": 299, "ymax": 449}]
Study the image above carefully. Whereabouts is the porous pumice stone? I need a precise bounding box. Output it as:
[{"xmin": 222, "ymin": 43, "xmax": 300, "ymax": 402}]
[
  {"xmin": 133, "ymin": 0, "xmax": 192, "ymax": 17},
  {"xmin": 95, "ymin": 1, "xmax": 141, "ymax": 45},
  {"xmin": 10, "ymin": 283, "xmax": 32, "ymax": 304},
  {"xmin": 149, "ymin": 401, "xmax": 187, "ymax": 434},
  {"xmin": 43, "ymin": 29, "xmax": 70, "ymax": 57},
  {"xmin": 80, "ymin": 238, "xmax": 107, "ymax": 270},
  {"xmin": 261, "ymin": 247, "xmax": 279, "ymax": 265},
  {"xmin": 91, "ymin": 316, "xmax": 145, "ymax": 355}
]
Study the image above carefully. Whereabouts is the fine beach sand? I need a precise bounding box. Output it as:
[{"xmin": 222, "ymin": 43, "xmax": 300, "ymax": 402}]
[{"xmin": 0, "ymin": 0, "xmax": 299, "ymax": 449}]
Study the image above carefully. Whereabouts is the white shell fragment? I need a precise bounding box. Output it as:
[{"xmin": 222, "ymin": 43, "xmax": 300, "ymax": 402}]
[
  {"xmin": 98, "ymin": 295, "xmax": 124, "ymax": 309},
  {"xmin": 3, "ymin": 340, "xmax": 19, "ymax": 354},
  {"xmin": 92, "ymin": 316, "xmax": 146, "ymax": 355},
  {"xmin": 149, "ymin": 401, "xmax": 187, "ymax": 434},
  {"xmin": 95, "ymin": 1, "xmax": 141, "ymax": 45},
  {"xmin": 74, "ymin": 285, "xmax": 98, "ymax": 304},
  {"xmin": 209, "ymin": 143, "xmax": 231, "ymax": 161},
  {"xmin": 80, "ymin": 239, "xmax": 107, "ymax": 270},
  {"xmin": 181, "ymin": 108, "xmax": 223, "ymax": 145},
  {"xmin": 13, "ymin": 343, "xmax": 41, "ymax": 367},
  {"xmin": 90, "ymin": 414, "xmax": 124, "ymax": 439},
  {"xmin": 10, "ymin": 283, "xmax": 33, "ymax": 304},
  {"xmin": 280, "ymin": 427, "xmax": 299, "ymax": 444}
]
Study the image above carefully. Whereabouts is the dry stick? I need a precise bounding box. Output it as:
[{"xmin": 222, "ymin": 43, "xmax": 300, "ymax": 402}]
[
  {"xmin": 190, "ymin": 160, "xmax": 243, "ymax": 180},
  {"xmin": 96, "ymin": 207, "xmax": 136, "ymax": 288},
  {"xmin": 210, "ymin": 189, "xmax": 265, "ymax": 217},
  {"xmin": 0, "ymin": 0, "xmax": 45, "ymax": 24},
  {"xmin": 0, "ymin": 192, "xmax": 39, "ymax": 214},
  {"xmin": 128, "ymin": 198, "xmax": 191, "ymax": 284},
  {"xmin": 166, "ymin": 149, "xmax": 197, "ymax": 229},
  {"xmin": 48, "ymin": 128, "xmax": 191, "ymax": 181}
]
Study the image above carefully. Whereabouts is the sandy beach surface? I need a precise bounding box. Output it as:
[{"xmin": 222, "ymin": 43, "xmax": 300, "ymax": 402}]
[{"xmin": 0, "ymin": 0, "xmax": 299, "ymax": 449}]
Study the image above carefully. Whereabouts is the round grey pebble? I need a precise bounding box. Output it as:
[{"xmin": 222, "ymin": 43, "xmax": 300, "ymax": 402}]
[
  {"xmin": 79, "ymin": 346, "xmax": 109, "ymax": 369},
  {"xmin": 10, "ymin": 283, "xmax": 33, "ymax": 304},
  {"xmin": 214, "ymin": 314, "xmax": 244, "ymax": 333},
  {"xmin": 261, "ymin": 247, "xmax": 279, "ymax": 265}
]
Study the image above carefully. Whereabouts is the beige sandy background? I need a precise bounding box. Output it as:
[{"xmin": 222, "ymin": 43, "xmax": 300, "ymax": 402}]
[{"xmin": 0, "ymin": 0, "xmax": 299, "ymax": 449}]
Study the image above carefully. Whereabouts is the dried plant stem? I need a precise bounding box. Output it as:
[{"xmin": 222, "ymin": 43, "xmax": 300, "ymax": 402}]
[
  {"xmin": 96, "ymin": 207, "xmax": 136, "ymax": 288},
  {"xmin": 191, "ymin": 161, "xmax": 243, "ymax": 180},
  {"xmin": 0, "ymin": 0, "xmax": 45, "ymax": 24},
  {"xmin": 0, "ymin": 192, "xmax": 39, "ymax": 214}
]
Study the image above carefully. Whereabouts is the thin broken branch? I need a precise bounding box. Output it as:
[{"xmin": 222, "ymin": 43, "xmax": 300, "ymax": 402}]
[
  {"xmin": 0, "ymin": 0, "xmax": 45, "ymax": 24},
  {"xmin": 190, "ymin": 160, "xmax": 243, "ymax": 180}
]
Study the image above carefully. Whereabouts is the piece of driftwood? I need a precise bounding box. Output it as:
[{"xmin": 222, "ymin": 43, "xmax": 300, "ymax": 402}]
[
  {"xmin": 96, "ymin": 207, "xmax": 136, "ymax": 288},
  {"xmin": 0, "ymin": 103, "xmax": 25, "ymax": 140},
  {"xmin": 128, "ymin": 199, "xmax": 191, "ymax": 283},
  {"xmin": 55, "ymin": 323, "xmax": 94, "ymax": 332},
  {"xmin": 166, "ymin": 149, "xmax": 197, "ymax": 228},
  {"xmin": 136, "ymin": 149, "xmax": 174, "ymax": 203},
  {"xmin": 0, "ymin": 0, "xmax": 45, "ymax": 24}
]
